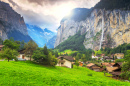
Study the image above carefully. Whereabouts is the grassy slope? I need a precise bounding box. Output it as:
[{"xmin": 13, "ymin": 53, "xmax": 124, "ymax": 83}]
[
  {"xmin": 55, "ymin": 31, "xmax": 86, "ymax": 52},
  {"xmin": 0, "ymin": 61, "xmax": 129, "ymax": 86},
  {"xmin": 58, "ymin": 49, "xmax": 77, "ymax": 55},
  {"xmin": 94, "ymin": 50, "xmax": 102, "ymax": 56}
]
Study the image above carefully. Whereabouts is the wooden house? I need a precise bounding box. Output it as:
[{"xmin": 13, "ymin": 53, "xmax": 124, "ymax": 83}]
[
  {"xmin": 86, "ymin": 63, "xmax": 95, "ymax": 68},
  {"xmin": 111, "ymin": 62, "xmax": 123, "ymax": 78},
  {"xmin": 112, "ymin": 68, "xmax": 121, "ymax": 79},
  {"xmin": 113, "ymin": 62, "xmax": 123, "ymax": 68},
  {"xmin": 79, "ymin": 61, "xmax": 83, "ymax": 66},
  {"xmin": 91, "ymin": 64, "xmax": 102, "ymax": 72},
  {"xmin": 101, "ymin": 63, "xmax": 115, "ymax": 67},
  {"xmin": 18, "ymin": 49, "xmax": 30, "ymax": 60},
  {"xmin": 87, "ymin": 63, "xmax": 103, "ymax": 72},
  {"xmin": 101, "ymin": 54, "xmax": 105, "ymax": 57},
  {"xmin": 103, "ymin": 56, "xmax": 113, "ymax": 61},
  {"xmin": 92, "ymin": 55, "xmax": 99, "ymax": 59},
  {"xmin": 57, "ymin": 56, "xmax": 74, "ymax": 68},
  {"xmin": 106, "ymin": 67, "xmax": 119, "ymax": 73},
  {"xmin": 114, "ymin": 53, "xmax": 124, "ymax": 59}
]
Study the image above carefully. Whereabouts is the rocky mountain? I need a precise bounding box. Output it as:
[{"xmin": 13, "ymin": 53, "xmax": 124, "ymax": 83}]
[
  {"xmin": 0, "ymin": 1, "xmax": 32, "ymax": 42},
  {"xmin": 55, "ymin": 0, "xmax": 130, "ymax": 51},
  {"xmin": 46, "ymin": 35, "xmax": 57, "ymax": 49},
  {"xmin": 26, "ymin": 24, "xmax": 56, "ymax": 47}
]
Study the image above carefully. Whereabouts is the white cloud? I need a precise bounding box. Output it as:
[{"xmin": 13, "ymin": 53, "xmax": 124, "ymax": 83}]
[{"xmin": 1, "ymin": 0, "xmax": 100, "ymax": 32}]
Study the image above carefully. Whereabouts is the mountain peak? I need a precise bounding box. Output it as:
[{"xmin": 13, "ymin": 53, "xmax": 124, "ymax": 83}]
[{"xmin": 27, "ymin": 24, "xmax": 56, "ymax": 48}]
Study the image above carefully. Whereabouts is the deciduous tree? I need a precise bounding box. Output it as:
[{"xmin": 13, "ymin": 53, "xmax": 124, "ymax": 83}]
[
  {"xmin": 3, "ymin": 39, "xmax": 20, "ymax": 50},
  {"xmin": 81, "ymin": 54, "xmax": 87, "ymax": 63},
  {"xmin": 24, "ymin": 40, "xmax": 38, "ymax": 61},
  {"xmin": 75, "ymin": 60, "xmax": 79, "ymax": 68},
  {"xmin": 0, "ymin": 48, "xmax": 19, "ymax": 62}
]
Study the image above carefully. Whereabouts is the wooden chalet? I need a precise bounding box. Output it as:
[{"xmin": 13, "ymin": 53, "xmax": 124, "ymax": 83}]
[
  {"xmin": 57, "ymin": 56, "xmax": 74, "ymax": 68},
  {"xmin": 86, "ymin": 63, "xmax": 95, "ymax": 68},
  {"xmin": 101, "ymin": 63, "xmax": 115, "ymax": 67},
  {"xmin": 114, "ymin": 53, "xmax": 124, "ymax": 59},
  {"xmin": 103, "ymin": 56, "xmax": 113, "ymax": 60},
  {"xmin": 112, "ymin": 68, "xmax": 122, "ymax": 79},
  {"xmin": 111, "ymin": 62, "xmax": 123, "ymax": 78},
  {"xmin": 18, "ymin": 49, "xmax": 30, "ymax": 60},
  {"xmin": 106, "ymin": 67, "xmax": 118, "ymax": 73},
  {"xmin": 113, "ymin": 62, "xmax": 123, "ymax": 68},
  {"xmin": 79, "ymin": 61, "xmax": 83, "ymax": 66},
  {"xmin": 101, "ymin": 54, "xmax": 105, "ymax": 57},
  {"xmin": 87, "ymin": 63, "xmax": 103, "ymax": 72}
]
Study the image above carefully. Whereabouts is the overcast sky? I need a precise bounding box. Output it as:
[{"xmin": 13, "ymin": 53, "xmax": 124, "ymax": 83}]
[{"xmin": 2, "ymin": 0, "xmax": 100, "ymax": 32}]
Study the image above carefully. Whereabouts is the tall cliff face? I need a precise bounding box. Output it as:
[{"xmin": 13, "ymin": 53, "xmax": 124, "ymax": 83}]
[
  {"xmin": 0, "ymin": 1, "xmax": 31, "ymax": 42},
  {"xmin": 55, "ymin": 9, "xmax": 130, "ymax": 50}
]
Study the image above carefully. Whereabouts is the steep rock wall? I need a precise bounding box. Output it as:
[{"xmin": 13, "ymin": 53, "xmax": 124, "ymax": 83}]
[
  {"xmin": 0, "ymin": 1, "xmax": 31, "ymax": 42},
  {"xmin": 55, "ymin": 9, "xmax": 130, "ymax": 50}
]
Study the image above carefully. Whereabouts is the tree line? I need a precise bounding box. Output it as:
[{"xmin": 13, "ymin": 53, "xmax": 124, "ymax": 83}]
[{"xmin": 0, "ymin": 38, "xmax": 58, "ymax": 66}]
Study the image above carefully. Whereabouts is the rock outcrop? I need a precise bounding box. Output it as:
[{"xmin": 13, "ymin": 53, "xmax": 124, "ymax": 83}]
[
  {"xmin": 55, "ymin": 9, "xmax": 130, "ymax": 50},
  {"xmin": 0, "ymin": 1, "xmax": 31, "ymax": 42}
]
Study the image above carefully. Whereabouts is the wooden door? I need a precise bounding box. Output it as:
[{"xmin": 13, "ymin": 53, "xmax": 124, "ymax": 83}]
[{"xmin": 22, "ymin": 55, "xmax": 25, "ymax": 59}]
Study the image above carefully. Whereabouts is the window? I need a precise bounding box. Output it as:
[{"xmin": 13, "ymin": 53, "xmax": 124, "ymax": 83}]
[{"xmin": 61, "ymin": 57, "xmax": 63, "ymax": 60}]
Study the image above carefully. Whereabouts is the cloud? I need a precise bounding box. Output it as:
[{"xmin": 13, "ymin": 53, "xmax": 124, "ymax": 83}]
[{"xmin": 1, "ymin": 0, "xmax": 100, "ymax": 32}]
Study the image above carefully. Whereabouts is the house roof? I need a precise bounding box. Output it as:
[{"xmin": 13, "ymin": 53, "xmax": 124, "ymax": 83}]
[
  {"xmin": 57, "ymin": 56, "xmax": 74, "ymax": 62},
  {"xmin": 18, "ymin": 49, "xmax": 25, "ymax": 54},
  {"xmin": 111, "ymin": 63, "xmax": 115, "ymax": 65},
  {"xmin": 103, "ymin": 56, "xmax": 112, "ymax": 59},
  {"xmin": 101, "ymin": 63, "xmax": 109, "ymax": 66},
  {"xmin": 0, "ymin": 45, "xmax": 4, "ymax": 49},
  {"xmin": 112, "ymin": 72, "xmax": 121, "ymax": 76},
  {"xmin": 101, "ymin": 63, "xmax": 115, "ymax": 67},
  {"xmin": 92, "ymin": 66, "xmax": 100, "ymax": 69},
  {"xmin": 106, "ymin": 67, "xmax": 119, "ymax": 72},
  {"xmin": 117, "ymin": 62, "xmax": 123, "ymax": 66},
  {"xmin": 113, "ymin": 62, "xmax": 123, "ymax": 66},
  {"xmin": 0, "ymin": 45, "xmax": 4, "ymax": 48},
  {"xmin": 86, "ymin": 63, "xmax": 95, "ymax": 67}
]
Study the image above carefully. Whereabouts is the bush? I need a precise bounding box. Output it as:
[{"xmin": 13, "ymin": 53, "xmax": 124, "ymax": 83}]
[
  {"xmin": 82, "ymin": 64, "xmax": 86, "ymax": 67},
  {"xmin": 88, "ymin": 74, "xmax": 93, "ymax": 76},
  {"xmin": 115, "ymin": 59, "xmax": 125, "ymax": 63},
  {"xmin": 50, "ymin": 55, "xmax": 58, "ymax": 66},
  {"xmin": 32, "ymin": 48, "xmax": 58, "ymax": 66}
]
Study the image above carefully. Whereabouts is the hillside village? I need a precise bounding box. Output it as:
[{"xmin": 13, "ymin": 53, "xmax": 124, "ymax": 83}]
[
  {"xmin": 55, "ymin": 53, "xmax": 127, "ymax": 80},
  {"xmin": 0, "ymin": 39, "xmax": 129, "ymax": 81}
]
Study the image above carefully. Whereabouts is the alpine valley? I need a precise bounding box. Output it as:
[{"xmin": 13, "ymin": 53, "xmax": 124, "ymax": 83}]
[
  {"xmin": 26, "ymin": 24, "xmax": 56, "ymax": 48},
  {"xmin": 0, "ymin": 1, "xmax": 56, "ymax": 48}
]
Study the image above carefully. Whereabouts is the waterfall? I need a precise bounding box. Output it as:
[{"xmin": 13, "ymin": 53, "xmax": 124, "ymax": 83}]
[{"xmin": 99, "ymin": 10, "xmax": 105, "ymax": 50}]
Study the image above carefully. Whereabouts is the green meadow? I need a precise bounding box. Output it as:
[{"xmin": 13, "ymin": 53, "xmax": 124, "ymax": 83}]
[
  {"xmin": 0, "ymin": 61, "xmax": 129, "ymax": 86},
  {"xmin": 58, "ymin": 49, "xmax": 77, "ymax": 55}
]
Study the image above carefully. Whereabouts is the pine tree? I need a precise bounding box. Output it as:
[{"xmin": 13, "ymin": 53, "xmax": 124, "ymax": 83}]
[{"xmin": 43, "ymin": 44, "xmax": 48, "ymax": 55}]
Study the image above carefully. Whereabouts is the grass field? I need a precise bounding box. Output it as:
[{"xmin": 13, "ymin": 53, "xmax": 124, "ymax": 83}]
[
  {"xmin": 0, "ymin": 61, "xmax": 129, "ymax": 86},
  {"xmin": 58, "ymin": 49, "xmax": 77, "ymax": 55}
]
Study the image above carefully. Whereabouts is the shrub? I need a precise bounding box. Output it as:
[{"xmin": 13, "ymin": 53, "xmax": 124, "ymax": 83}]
[
  {"xmin": 88, "ymin": 74, "xmax": 93, "ymax": 76},
  {"xmin": 115, "ymin": 59, "xmax": 125, "ymax": 63},
  {"xmin": 82, "ymin": 64, "xmax": 86, "ymax": 67}
]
